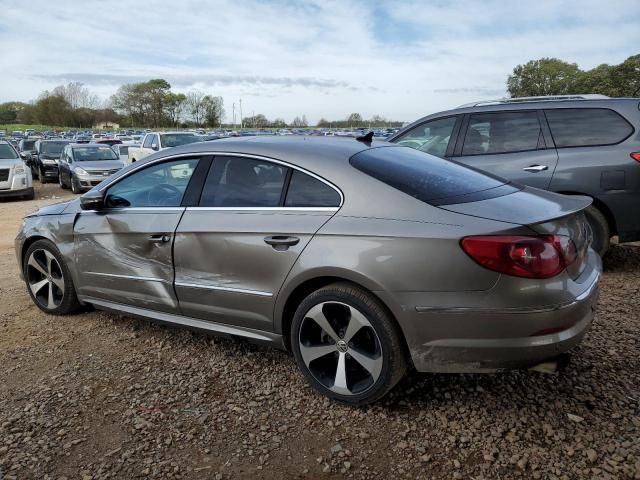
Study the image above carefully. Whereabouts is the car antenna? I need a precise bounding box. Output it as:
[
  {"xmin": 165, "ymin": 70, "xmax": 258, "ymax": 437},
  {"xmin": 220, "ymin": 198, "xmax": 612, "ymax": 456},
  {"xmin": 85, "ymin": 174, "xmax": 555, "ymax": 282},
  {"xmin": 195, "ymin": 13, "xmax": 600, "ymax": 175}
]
[{"xmin": 356, "ymin": 131, "xmax": 374, "ymax": 144}]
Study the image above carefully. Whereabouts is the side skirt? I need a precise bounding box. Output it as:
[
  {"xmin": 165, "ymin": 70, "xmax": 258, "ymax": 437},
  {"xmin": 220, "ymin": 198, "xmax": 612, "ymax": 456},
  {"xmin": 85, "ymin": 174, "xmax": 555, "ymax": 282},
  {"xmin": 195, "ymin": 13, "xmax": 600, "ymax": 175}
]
[{"xmin": 81, "ymin": 296, "xmax": 286, "ymax": 349}]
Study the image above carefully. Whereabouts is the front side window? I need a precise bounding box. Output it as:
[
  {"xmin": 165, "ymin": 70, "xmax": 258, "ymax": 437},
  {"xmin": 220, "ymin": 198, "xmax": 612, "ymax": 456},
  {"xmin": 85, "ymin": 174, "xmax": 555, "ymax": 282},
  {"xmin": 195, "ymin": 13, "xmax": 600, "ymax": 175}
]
[
  {"xmin": 105, "ymin": 158, "xmax": 199, "ymax": 208},
  {"xmin": 462, "ymin": 111, "xmax": 542, "ymax": 155},
  {"xmin": 544, "ymin": 108, "xmax": 633, "ymax": 147},
  {"xmin": 392, "ymin": 116, "xmax": 457, "ymax": 158},
  {"xmin": 285, "ymin": 170, "xmax": 341, "ymax": 207},
  {"xmin": 200, "ymin": 157, "xmax": 287, "ymax": 207}
]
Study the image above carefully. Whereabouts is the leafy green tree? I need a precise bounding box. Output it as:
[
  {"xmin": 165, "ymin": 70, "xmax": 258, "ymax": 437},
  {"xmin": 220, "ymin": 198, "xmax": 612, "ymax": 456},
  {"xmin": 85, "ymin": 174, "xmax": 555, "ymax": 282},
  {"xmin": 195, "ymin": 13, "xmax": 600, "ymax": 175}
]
[
  {"xmin": 507, "ymin": 58, "xmax": 581, "ymax": 97},
  {"xmin": 164, "ymin": 93, "xmax": 187, "ymax": 127},
  {"xmin": 202, "ymin": 96, "xmax": 225, "ymax": 127}
]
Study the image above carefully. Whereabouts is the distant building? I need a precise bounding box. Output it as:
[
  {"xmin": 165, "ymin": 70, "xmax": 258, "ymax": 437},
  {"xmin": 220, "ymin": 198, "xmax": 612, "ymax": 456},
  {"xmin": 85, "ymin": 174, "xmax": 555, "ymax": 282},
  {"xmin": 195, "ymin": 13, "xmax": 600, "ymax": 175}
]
[{"xmin": 93, "ymin": 122, "xmax": 119, "ymax": 130}]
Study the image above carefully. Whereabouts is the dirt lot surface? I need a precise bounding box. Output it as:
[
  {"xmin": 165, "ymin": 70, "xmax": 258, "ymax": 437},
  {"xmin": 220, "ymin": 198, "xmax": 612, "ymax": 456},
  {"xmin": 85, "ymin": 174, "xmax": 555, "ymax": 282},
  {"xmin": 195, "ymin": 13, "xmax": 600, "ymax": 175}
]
[{"xmin": 0, "ymin": 183, "xmax": 639, "ymax": 479}]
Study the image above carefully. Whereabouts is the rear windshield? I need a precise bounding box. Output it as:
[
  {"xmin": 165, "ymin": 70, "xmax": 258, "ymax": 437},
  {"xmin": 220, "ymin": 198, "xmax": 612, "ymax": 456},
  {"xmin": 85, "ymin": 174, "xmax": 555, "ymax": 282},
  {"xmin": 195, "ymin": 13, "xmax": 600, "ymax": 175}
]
[
  {"xmin": 544, "ymin": 108, "xmax": 634, "ymax": 147},
  {"xmin": 160, "ymin": 133, "xmax": 201, "ymax": 147},
  {"xmin": 350, "ymin": 146, "xmax": 516, "ymax": 205},
  {"xmin": 0, "ymin": 144, "xmax": 18, "ymax": 159},
  {"xmin": 21, "ymin": 140, "xmax": 36, "ymax": 150}
]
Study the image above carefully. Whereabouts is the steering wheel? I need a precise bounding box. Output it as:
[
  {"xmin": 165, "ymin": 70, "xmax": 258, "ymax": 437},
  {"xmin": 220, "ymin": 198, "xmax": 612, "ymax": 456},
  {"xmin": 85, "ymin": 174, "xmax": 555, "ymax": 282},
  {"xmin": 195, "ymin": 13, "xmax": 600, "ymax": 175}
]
[{"xmin": 146, "ymin": 183, "xmax": 182, "ymax": 206}]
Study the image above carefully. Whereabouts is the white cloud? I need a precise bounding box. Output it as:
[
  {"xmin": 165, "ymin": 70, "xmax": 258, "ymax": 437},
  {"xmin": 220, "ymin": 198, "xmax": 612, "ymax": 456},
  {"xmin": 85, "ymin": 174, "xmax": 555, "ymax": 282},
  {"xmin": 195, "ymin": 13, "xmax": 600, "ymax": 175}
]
[{"xmin": 0, "ymin": 0, "xmax": 637, "ymax": 123}]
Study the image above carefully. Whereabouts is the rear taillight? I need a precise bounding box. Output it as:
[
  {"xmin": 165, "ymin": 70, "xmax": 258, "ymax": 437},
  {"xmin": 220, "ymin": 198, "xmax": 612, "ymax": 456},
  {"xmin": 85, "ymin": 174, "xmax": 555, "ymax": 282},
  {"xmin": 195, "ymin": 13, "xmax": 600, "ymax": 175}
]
[
  {"xmin": 631, "ymin": 152, "xmax": 640, "ymax": 162},
  {"xmin": 460, "ymin": 235, "xmax": 577, "ymax": 279}
]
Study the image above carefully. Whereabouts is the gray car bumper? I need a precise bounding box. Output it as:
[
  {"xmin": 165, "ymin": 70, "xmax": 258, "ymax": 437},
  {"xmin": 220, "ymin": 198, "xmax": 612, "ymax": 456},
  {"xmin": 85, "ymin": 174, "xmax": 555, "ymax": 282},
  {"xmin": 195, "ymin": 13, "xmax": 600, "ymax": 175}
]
[{"xmin": 381, "ymin": 252, "xmax": 601, "ymax": 373}]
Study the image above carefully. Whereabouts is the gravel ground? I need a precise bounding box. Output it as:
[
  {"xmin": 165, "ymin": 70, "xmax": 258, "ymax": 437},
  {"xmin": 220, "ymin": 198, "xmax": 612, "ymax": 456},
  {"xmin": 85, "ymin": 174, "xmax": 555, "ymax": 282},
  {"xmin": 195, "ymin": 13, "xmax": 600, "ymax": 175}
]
[{"xmin": 0, "ymin": 183, "xmax": 639, "ymax": 479}]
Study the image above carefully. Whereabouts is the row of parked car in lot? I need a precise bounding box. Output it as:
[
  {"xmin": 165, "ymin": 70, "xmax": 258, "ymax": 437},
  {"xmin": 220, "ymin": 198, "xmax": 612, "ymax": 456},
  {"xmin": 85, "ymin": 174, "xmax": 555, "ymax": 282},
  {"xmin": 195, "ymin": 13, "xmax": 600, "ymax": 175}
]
[{"xmin": 7, "ymin": 93, "xmax": 640, "ymax": 403}]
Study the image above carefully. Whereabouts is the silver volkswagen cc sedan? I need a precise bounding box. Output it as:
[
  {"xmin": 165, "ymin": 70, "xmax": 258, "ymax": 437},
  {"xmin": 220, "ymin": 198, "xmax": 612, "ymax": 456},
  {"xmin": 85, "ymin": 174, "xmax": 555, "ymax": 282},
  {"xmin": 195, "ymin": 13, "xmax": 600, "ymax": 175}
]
[{"xmin": 15, "ymin": 136, "xmax": 601, "ymax": 405}]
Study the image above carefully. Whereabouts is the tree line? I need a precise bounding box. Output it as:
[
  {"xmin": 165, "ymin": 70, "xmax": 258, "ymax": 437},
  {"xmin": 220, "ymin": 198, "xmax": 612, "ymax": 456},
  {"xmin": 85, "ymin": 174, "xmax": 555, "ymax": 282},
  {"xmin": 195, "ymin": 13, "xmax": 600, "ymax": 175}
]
[{"xmin": 507, "ymin": 54, "xmax": 639, "ymax": 97}]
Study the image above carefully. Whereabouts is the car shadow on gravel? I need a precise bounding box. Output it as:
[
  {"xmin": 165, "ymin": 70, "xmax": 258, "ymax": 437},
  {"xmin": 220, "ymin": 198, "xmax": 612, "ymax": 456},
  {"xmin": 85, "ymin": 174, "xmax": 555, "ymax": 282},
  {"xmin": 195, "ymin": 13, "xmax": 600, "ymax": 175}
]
[{"xmin": 603, "ymin": 243, "xmax": 640, "ymax": 272}]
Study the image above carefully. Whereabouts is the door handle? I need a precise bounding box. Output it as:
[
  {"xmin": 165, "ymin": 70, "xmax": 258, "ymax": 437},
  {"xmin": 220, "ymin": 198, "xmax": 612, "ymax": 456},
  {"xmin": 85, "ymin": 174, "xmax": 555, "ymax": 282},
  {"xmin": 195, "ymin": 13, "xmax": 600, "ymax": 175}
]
[
  {"xmin": 523, "ymin": 164, "xmax": 548, "ymax": 173},
  {"xmin": 148, "ymin": 234, "xmax": 171, "ymax": 243},
  {"xmin": 264, "ymin": 235, "xmax": 300, "ymax": 251}
]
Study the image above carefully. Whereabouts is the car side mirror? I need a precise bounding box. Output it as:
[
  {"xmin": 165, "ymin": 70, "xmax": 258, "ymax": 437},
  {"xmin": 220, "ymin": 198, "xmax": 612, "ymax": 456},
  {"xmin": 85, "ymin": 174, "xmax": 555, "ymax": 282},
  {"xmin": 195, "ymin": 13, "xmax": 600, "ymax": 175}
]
[
  {"xmin": 80, "ymin": 190, "xmax": 105, "ymax": 210},
  {"xmin": 151, "ymin": 143, "xmax": 159, "ymax": 151}
]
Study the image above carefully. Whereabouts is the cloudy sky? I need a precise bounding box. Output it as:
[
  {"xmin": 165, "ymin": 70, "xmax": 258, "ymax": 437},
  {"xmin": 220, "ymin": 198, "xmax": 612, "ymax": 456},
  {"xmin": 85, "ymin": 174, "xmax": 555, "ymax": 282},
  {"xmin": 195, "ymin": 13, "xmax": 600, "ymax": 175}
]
[{"xmin": 1, "ymin": 0, "xmax": 638, "ymax": 123}]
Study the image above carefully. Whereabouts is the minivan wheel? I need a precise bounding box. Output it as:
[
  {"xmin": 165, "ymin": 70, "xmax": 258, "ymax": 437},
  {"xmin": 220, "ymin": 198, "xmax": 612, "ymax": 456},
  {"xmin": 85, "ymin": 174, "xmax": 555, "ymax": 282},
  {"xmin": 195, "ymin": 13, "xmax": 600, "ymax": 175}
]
[
  {"xmin": 23, "ymin": 240, "xmax": 81, "ymax": 315},
  {"xmin": 584, "ymin": 205, "xmax": 610, "ymax": 256},
  {"xmin": 291, "ymin": 282, "xmax": 407, "ymax": 405}
]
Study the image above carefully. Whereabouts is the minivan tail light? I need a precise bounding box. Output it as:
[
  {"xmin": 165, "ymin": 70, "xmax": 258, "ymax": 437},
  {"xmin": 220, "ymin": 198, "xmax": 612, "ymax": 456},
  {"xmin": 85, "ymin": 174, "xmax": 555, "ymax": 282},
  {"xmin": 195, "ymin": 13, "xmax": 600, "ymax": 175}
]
[
  {"xmin": 460, "ymin": 235, "xmax": 577, "ymax": 279},
  {"xmin": 631, "ymin": 152, "xmax": 640, "ymax": 162}
]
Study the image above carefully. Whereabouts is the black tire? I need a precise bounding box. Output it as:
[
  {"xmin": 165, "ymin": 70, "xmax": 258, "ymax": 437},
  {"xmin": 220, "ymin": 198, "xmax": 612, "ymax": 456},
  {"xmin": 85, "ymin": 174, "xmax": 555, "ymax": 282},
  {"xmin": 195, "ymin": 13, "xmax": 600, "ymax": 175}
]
[
  {"xmin": 31, "ymin": 166, "xmax": 39, "ymax": 180},
  {"xmin": 71, "ymin": 175, "xmax": 81, "ymax": 194},
  {"xmin": 584, "ymin": 205, "xmax": 610, "ymax": 256},
  {"xmin": 39, "ymin": 167, "xmax": 47, "ymax": 184},
  {"xmin": 291, "ymin": 282, "xmax": 408, "ymax": 405},
  {"xmin": 59, "ymin": 173, "xmax": 68, "ymax": 189},
  {"xmin": 23, "ymin": 239, "xmax": 81, "ymax": 315}
]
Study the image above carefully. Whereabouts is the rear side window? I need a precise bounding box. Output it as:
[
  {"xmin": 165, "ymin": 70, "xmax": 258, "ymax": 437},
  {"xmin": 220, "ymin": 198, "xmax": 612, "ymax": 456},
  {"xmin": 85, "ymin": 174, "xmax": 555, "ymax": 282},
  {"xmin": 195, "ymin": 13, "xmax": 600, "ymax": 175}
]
[
  {"xmin": 351, "ymin": 147, "xmax": 512, "ymax": 205},
  {"xmin": 201, "ymin": 156, "xmax": 288, "ymax": 207},
  {"xmin": 462, "ymin": 111, "xmax": 542, "ymax": 155},
  {"xmin": 285, "ymin": 170, "xmax": 341, "ymax": 207},
  {"xmin": 544, "ymin": 108, "xmax": 633, "ymax": 147}
]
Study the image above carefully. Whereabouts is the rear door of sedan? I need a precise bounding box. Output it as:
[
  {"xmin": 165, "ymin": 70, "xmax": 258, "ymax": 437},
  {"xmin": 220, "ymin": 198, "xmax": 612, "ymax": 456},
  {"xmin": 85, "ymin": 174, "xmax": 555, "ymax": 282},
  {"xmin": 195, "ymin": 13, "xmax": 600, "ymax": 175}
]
[{"xmin": 173, "ymin": 154, "xmax": 342, "ymax": 331}]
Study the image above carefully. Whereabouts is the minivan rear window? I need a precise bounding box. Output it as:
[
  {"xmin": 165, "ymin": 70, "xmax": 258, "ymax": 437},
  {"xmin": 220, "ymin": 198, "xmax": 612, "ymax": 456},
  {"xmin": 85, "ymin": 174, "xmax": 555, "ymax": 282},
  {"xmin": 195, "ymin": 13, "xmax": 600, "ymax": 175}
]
[
  {"xmin": 544, "ymin": 108, "xmax": 633, "ymax": 148},
  {"xmin": 350, "ymin": 146, "xmax": 518, "ymax": 206}
]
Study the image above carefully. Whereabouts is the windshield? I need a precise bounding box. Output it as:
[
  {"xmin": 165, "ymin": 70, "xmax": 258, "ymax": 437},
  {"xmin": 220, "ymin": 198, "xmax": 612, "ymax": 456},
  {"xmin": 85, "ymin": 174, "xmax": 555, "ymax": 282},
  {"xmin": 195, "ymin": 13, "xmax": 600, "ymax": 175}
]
[
  {"xmin": 73, "ymin": 146, "xmax": 119, "ymax": 161},
  {"xmin": 160, "ymin": 133, "xmax": 201, "ymax": 148},
  {"xmin": 0, "ymin": 144, "xmax": 19, "ymax": 159},
  {"xmin": 22, "ymin": 140, "xmax": 36, "ymax": 150},
  {"xmin": 41, "ymin": 141, "xmax": 70, "ymax": 155}
]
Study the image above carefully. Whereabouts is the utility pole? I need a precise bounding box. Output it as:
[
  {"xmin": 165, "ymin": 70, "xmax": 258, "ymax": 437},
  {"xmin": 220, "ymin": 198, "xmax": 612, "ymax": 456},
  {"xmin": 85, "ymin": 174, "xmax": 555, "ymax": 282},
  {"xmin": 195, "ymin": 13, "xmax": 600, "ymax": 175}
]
[
  {"xmin": 239, "ymin": 98, "xmax": 243, "ymax": 129},
  {"xmin": 232, "ymin": 103, "xmax": 236, "ymax": 129}
]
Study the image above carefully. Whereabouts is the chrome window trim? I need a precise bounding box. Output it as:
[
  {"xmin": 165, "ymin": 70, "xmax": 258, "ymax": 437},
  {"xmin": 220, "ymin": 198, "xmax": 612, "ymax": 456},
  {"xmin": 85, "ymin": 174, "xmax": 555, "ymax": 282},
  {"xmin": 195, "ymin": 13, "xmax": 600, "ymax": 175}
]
[
  {"xmin": 79, "ymin": 207, "xmax": 186, "ymax": 214},
  {"xmin": 98, "ymin": 151, "xmax": 344, "ymax": 207},
  {"xmin": 175, "ymin": 281, "xmax": 273, "ymax": 297},
  {"xmin": 185, "ymin": 206, "xmax": 338, "ymax": 213}
]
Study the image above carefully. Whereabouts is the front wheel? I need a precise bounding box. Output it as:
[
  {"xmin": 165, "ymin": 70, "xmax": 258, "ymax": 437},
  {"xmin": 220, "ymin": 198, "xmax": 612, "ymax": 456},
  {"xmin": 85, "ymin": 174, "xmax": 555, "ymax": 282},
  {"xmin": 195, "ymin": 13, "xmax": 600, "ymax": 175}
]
[
  {"xmin": 71, "ymin": 175, "xmax": 81, "ymax": 194},
  {"xmin": 291, "ymin": 282, "xmax": 407, "ymax": 405},
  {"xmin": 23, "ymin": 240, "xmax": 81, "ymax": 315},
  {"xmin": 39, "ymin": 167, "xmax": 47, "ymax": 184},
  {"xmin": 59, "ymin": 173, "xmax": 68, "ymax": 189},
  {"xmin": 584, "ymin": 205, "xmax": 610, "ymax": 256}
]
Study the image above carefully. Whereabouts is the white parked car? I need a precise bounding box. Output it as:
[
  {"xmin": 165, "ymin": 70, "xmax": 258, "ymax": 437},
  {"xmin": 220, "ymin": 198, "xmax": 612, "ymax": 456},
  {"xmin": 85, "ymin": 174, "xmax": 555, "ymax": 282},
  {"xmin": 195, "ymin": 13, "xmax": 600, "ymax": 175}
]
[
  {"xmin": 0, "ymin": 140, "xmax": 34, "ymax": 200},
  {"xmin": 127, "ymin": 132, "xmax": 202, "ymax": 163}
]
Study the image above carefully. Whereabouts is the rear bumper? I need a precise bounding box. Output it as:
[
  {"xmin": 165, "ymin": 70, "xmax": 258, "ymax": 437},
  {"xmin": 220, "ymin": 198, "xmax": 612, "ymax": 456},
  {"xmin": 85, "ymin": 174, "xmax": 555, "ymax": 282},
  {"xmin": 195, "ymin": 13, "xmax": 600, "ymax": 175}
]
[
  {"xmin": 381, "ymin": 251, "xmax": 602, "ymax": 373},
  {"xmin": 40, "ymin": 164, "xmax": 59, "ymax": 177}
]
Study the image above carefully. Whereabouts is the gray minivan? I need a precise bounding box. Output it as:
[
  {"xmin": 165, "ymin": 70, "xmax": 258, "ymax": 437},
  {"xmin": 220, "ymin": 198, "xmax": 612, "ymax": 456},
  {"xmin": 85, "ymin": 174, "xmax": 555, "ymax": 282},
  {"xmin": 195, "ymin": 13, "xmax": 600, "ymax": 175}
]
[{"xmin": 388, "ymin": 95, "xmax": 640, "ymax": 255}]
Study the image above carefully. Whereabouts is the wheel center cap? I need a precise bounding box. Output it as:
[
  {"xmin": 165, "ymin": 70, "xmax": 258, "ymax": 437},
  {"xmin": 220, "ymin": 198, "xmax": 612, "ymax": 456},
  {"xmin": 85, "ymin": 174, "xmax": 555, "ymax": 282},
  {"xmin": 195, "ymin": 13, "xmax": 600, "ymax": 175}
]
[{"xmin": 336, "ymin": 340, "xmax": 348, "ymax": 353}]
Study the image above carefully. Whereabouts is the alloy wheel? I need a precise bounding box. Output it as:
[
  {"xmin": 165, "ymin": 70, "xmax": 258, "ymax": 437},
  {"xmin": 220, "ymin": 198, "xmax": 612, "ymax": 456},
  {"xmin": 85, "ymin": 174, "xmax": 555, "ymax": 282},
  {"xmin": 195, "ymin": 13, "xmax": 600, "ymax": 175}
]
[
  {"xmin": 298, "ymin": 301, "xmax": 383, "ymax": 396},
  {"xmin": 26, "ymin": 249, "xmax": 65, "ymax": 310}
]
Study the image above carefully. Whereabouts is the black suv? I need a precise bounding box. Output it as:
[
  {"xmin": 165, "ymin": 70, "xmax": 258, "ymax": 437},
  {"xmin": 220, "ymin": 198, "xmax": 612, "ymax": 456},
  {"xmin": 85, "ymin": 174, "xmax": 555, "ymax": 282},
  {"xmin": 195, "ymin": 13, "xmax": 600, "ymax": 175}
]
[
  {"xmin": 388, "ymin": 95, "xmax": 640, "ymax": 254},
  {"xmin": 31, "ymin": 139, "xmax": 71, "ymax": 183}
]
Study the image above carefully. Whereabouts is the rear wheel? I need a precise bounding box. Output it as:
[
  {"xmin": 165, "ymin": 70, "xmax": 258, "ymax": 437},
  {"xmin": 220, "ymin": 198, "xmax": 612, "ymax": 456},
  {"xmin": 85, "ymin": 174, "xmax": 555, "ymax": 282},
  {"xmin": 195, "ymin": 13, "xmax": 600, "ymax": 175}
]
[
  {"xmin": 291, "ymin": 282, "xmax": 407, "ymax": 405},
  {"xmin": 584, "ymin": 205, "xmax": 610, "ymax": 256},
  {"xmin": 23, "ymin": 240, "xmax": 81, "ymax": 315}
]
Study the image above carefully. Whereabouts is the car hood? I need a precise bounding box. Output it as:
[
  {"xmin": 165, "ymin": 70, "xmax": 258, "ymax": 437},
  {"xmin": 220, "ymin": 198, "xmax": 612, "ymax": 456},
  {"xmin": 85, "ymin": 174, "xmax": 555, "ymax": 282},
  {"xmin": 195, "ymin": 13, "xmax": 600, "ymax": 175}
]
[
  {"xmin": 438, "ymin": 187, "xmax": 592, "ymax": 225},
  {"xmin": 73, "ymin": 160, "xmax": 124, "ymax": 171},
  {"xmin": 26, "ymin": 198, "xmax": 81, "ymax": 217}
]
